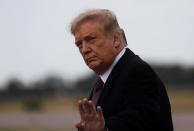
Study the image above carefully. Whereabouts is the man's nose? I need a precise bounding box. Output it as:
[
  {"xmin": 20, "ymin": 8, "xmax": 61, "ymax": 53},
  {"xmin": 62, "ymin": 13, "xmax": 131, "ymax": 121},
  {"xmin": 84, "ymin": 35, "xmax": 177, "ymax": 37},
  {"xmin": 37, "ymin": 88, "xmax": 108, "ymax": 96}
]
[{"xmin": 81, "ymin": 42, "xmax": 90, "ymax": 54}]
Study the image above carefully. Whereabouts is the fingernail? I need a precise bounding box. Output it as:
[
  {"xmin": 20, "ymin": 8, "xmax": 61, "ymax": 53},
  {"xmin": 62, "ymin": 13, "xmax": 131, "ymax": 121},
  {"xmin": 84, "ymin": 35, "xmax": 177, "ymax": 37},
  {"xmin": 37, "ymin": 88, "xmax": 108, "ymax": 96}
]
[
  {"xmin": 83, "ymin": 98, "xmax": 88, "ymax": 101},
  {"xmin": 81, "ymin": 122, "xmax": 85, "ymax": 126}
]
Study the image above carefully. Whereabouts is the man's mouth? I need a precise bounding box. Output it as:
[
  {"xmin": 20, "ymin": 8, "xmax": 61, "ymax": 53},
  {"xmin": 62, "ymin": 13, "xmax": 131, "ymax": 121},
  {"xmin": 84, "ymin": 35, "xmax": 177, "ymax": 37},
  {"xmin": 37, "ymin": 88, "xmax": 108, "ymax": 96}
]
[{"xmin": 86, "ymin": 57, "xmax": 96, "ymax": 63}]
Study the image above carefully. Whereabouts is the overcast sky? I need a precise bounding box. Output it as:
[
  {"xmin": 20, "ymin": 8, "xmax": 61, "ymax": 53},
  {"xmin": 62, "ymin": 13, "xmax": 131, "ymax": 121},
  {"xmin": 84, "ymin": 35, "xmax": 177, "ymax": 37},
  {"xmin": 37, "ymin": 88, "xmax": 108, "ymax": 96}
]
[{"xmin": 0, "ymin": 0, "xmax": 194, "ymax": 86}]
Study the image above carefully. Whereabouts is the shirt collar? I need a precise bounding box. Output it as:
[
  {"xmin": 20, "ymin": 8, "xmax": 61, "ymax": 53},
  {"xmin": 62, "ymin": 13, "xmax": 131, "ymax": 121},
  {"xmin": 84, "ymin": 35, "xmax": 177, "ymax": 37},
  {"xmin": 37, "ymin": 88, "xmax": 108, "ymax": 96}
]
[{"xmin": 100, "ymin": 48, "xmax": 126, "ymax": 83}]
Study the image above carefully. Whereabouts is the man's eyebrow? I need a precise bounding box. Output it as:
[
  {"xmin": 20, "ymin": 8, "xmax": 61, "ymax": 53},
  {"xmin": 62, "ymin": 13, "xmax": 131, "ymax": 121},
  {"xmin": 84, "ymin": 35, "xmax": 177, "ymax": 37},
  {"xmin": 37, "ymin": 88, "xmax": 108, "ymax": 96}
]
[
  {"xmin": 83, "ymin": 33, "xmax": 96, "ymax": 39},
  {"xmin": 75, "ymin": 32, "xmax": 96, "ymax": 42}
]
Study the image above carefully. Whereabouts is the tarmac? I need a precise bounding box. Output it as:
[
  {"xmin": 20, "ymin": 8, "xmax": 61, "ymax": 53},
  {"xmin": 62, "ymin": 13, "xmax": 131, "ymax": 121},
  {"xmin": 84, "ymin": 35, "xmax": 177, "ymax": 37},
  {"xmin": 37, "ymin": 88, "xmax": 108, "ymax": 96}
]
[{"xmin": 0, "ymin": 111, "xmax": 193, "ymax": 131}]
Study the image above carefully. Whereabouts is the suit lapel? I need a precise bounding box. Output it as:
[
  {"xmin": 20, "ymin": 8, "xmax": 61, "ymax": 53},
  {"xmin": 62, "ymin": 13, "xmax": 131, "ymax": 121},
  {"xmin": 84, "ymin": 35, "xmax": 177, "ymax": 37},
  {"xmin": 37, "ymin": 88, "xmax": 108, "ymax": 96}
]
[{"xmin": 97, "ymin": 48, "xmax": 135, "ymax": 106}]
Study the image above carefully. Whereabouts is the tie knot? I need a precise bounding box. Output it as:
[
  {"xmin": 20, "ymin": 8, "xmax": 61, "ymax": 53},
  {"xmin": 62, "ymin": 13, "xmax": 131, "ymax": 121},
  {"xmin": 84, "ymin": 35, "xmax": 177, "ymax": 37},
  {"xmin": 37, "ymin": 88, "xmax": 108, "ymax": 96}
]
[
  {"xmin": 94, "ymin": 77, "xmax": 104, "ymax": 92},
  {"xmin": 92, "ymin": 77, "xmax": 104, "ymax": 105}
]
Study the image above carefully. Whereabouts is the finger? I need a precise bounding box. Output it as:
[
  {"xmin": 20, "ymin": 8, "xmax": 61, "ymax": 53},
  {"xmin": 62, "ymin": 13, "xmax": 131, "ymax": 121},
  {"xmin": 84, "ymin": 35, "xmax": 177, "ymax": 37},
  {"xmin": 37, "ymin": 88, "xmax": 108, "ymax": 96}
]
[
  {"xmin": 84, "ymin": 99, "xmax": 94, "ymax": 114},
  {"xmin": 97, "ymin": 106, "xmax": 104, "ymax": 121},
  {"xmin": 78, "ymin": 100, "xmax": 85, "ymax": 120},
  {"xmin": 82, "ymin": 98, "xmax": 91, "ymax": 114},
  {"xmin": 89, "ymin": 100, "xmax": 97, "ymax": 114}
]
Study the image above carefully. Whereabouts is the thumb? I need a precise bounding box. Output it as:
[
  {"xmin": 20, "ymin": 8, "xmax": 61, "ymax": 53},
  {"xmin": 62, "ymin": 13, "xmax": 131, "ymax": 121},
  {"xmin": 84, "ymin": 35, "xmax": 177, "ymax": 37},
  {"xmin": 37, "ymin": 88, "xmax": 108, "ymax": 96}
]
[{"xmin": 75, "ymin": 121, "xmax": 85, "ymax": 129}]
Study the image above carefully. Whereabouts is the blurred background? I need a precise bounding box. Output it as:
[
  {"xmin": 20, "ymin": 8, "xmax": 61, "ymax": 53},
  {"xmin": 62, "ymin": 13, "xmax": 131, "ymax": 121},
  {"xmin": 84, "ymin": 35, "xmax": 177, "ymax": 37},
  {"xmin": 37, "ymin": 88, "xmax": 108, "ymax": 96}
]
[{"xmin": 0, "ymin": 0, "xmax": 193, "ymax": 131}]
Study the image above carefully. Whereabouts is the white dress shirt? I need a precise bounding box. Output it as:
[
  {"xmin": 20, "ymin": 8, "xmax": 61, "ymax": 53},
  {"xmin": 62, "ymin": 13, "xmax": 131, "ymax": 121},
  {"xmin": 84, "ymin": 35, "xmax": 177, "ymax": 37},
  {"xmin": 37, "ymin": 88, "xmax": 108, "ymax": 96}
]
[{"xmin": 100, "ymin": 48, "xmax": 126, "ymax": 84}]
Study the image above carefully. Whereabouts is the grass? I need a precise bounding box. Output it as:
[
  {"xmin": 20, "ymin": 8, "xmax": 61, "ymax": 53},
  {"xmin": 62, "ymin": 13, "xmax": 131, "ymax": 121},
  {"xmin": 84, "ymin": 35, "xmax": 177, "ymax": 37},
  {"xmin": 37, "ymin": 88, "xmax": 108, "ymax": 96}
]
[
  {"xmin": 0, "ymin": 89, "xmax": 194, "ymax": 113},
  {"xmin": 0, "ymin": 97, "xmax": 78, "ymax": 112},
  {"xmin": 168, "ymin": 89, "xmax": 194, "ymax": 112}
]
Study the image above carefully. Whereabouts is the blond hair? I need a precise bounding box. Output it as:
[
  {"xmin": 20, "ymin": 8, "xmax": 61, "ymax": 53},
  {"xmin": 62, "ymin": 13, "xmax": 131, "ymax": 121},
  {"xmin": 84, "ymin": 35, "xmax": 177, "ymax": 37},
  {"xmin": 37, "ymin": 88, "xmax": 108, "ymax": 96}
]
[
  {"xmin": 70, "ymin": 9, "xmax": 121, "ymax": 35},
  {"xmin": 70, "ymin": 9, "xmax": 127, "ymax": 46}
]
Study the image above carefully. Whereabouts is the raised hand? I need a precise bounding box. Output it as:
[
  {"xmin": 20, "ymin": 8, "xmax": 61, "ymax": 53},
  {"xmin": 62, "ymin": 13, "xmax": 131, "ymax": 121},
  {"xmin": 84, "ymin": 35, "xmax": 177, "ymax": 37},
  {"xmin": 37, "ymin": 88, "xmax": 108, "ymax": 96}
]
[{"xmin": 75, "ymin": 98, "xmax": 106, "ymax": 131}]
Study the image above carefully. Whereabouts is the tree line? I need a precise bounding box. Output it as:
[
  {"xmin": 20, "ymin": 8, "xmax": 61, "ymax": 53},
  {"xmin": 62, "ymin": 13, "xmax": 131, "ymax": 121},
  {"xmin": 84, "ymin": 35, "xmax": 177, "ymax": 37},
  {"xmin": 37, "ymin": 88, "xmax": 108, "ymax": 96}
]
[{"xmin": 0, "ymin": 64, "xmax": 193, "ymax": 100}]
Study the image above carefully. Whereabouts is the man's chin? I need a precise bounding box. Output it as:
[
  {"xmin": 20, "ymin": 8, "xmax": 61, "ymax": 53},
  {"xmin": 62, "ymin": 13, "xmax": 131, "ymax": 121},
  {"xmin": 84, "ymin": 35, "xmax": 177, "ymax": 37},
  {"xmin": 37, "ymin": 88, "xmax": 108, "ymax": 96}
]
[
  {"xmin": 88, "ymin": 64, "xmax": 106, "ymax": 74},
  {"xmin": 88, "ymin": 64, "xmax": 98, "ymax": 70},
  {"xmin": 87, "ymin": 63, "xmax": 100, "ymax": 71}
]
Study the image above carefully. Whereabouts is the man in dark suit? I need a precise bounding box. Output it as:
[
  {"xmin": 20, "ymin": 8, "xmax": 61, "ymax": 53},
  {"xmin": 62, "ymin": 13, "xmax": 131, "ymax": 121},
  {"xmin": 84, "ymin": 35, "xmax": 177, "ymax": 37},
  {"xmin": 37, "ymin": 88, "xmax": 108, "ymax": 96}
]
[{"xmin": 70, "ymin": 9, "xmax": 173, "ymax": 131}]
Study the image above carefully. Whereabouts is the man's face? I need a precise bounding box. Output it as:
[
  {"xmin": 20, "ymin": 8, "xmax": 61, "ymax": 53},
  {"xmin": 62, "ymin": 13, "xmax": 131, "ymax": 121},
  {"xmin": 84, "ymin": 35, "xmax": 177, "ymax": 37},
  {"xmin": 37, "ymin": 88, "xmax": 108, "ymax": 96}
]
[{"xmin": 74, "ymin": 21, "xmax": 118, "ymax": 74}]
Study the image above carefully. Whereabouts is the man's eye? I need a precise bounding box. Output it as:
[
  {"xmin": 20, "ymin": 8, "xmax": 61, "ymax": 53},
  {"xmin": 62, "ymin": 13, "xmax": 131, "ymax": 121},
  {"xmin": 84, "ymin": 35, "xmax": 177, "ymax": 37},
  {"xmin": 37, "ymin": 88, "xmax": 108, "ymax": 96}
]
[
  {"xmin": 75, "ymin": 41, "xmax": 82, "ymax": 47},
  {"xmin": 77, "ymin": 44, "xmax": 82, "ymax": 49},
  {"xmin": 85, "ymin": 36, "xmax": 96, "ymax": 43}
]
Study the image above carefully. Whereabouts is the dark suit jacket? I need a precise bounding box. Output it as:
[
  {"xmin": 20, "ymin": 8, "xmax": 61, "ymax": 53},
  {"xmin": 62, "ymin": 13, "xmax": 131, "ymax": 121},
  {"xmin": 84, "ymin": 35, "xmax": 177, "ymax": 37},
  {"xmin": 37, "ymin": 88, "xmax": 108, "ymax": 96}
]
[{"xmin": 90, "ymin": 48, "xmax": 173, "ymax": 131}]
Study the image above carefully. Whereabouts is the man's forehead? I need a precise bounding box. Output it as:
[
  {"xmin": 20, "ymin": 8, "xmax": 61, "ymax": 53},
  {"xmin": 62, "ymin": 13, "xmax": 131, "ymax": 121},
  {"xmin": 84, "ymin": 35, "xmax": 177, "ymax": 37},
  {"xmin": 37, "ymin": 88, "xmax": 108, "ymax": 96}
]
[{"xmin": 75, "ymin": 31, "xmax": 96, "ymax": 40}]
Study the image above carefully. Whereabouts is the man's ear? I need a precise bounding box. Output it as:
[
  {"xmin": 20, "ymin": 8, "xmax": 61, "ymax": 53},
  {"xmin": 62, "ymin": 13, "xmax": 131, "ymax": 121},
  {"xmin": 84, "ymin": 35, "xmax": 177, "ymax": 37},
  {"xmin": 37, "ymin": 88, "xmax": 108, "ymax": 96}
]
[{"xmin": 113, "ymin": 31, "xmax": 122, "ymax": 48}]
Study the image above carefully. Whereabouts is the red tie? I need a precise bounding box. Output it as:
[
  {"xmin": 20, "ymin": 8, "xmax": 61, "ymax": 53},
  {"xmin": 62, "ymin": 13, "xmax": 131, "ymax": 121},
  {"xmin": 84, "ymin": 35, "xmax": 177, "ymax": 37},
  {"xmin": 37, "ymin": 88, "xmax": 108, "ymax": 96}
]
[{"xmin": 92, "ymin": 77, "xmax": 104, "ymax": 105}]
